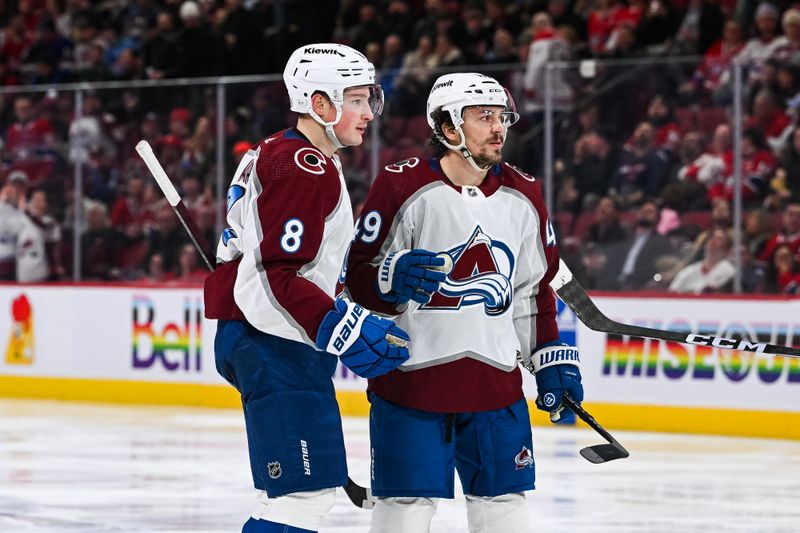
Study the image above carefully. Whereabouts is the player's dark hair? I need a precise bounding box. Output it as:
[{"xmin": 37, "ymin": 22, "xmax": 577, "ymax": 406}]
[{"xmin": 428, "ymin": 108, "xmax": 454, "ymax": 157}]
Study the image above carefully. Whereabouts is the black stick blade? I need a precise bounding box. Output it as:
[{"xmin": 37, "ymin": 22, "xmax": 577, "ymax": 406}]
[
  {"xmin": 344, "ymin": 478, "xmax": 375, "ymax": 510},
  {"xmin": 580, "ymin": 443, "xmax": 630, "ymax": 464}
]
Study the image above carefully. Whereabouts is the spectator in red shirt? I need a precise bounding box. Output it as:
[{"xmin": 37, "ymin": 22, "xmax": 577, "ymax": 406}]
[
  {"xmin": 5, "ymin": 95, "xmax": 56, "ymax": 182},
  {"xmin": 746, "ymin": 89, "xmax": 791, "ymax": 147},
  {"xmin": 764, "ymin": 243, "xmax": 800, "ymax": 293},
  {"xmin": 758, "ymin": 202, "xmax": 800, "ymax": 262},
  {"xmin": 680, "ymin": 19, "xmax": 744, "ymax": 101},
  {"xmin": 110, "ymin": 174, "xmax": 155, "ymax": 234},
  {"xmin": 587, "ymin": 0, "xmax": 621, "ymax": 54},
  {"xmin": 708, "ymin": 127, "xmax": 776, "ymax": 203},
  {"xmin": 645, "ymin": 94, "xmax": 681, "ymax": 151},
  {"xmin": 174, "ymin": 242, "xmax": 208, "ymax": 283}
]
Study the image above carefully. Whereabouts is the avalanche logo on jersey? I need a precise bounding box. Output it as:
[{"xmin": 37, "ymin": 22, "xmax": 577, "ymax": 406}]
[{"xmin": 423, "ymin": 226, "xmax": 514, "ymax": 316}]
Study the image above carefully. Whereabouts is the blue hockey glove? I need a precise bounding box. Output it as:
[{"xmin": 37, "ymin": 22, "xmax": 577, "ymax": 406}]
[
  {"xmin": 377, "ymin": 249, "xmax": 448, "ymax": 305},
  {"xmin": 316, "ymin": 299, "xmax": 410, "ymax": 378},
  {"xmin": 527, "ymin": 341, "xmax": 583, "ymax": 424}
]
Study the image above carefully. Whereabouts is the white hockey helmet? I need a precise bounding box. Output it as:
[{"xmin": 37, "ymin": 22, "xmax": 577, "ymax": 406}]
[
  {"xmin": 426, "ymin": 73, "xmax": 519, "ymax": 169},
  {"xmin": 284, "ymin": 43, "xmax": 384, "ymax": 148}
]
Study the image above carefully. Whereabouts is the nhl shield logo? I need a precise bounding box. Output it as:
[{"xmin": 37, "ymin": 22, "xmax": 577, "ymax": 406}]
[
  {"xmin": 267, "ymin": 461, "xmax": 282, "ymax": 479},
  {"xmin": 514, "ymin": 446, "xmax": 534, "ymax": 470}
]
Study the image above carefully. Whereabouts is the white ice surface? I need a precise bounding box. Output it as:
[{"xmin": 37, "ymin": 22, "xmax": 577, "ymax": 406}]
[{"xmin": 1, "ymin": 399, "xmax": 799, "ymax": 532}]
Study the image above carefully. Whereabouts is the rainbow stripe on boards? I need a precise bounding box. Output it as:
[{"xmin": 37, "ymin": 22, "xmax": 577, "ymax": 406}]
[{"xmin": 602, "ymin": 319, "xmax": 800, "ymax": 384}]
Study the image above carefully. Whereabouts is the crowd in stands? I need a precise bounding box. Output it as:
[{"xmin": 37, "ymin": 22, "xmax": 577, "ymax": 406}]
[{"xmin": 3, "ymin": 0, "xmax": 800, "ymax": 294}]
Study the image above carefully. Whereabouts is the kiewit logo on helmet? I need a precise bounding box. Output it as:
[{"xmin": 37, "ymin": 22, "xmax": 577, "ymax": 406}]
[
  {"xmin": 304, "ymin": 47, "xmax": 345, "ymax": 57},
  {"xmin": 432, "ymin": 80, "xmax": 454, "ymax": 91}
]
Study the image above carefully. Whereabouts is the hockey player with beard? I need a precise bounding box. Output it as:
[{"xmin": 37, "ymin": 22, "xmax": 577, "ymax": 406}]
[
  {"xmin": 344, "ymin": 73, "xmax": 585, "ymax": 533},
  {"xmin": 204, "ymin": 44, "xmax": 444, "ymax": 533}
]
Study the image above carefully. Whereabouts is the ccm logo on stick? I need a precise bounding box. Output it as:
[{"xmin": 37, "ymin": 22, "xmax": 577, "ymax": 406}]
[
  {"xmin": 685, "ymin": 334, "xmax": 767, "ymax": 352},
  {"xmin": 333, "ymin": 305, "xmax": 364, "ymax": 351}
]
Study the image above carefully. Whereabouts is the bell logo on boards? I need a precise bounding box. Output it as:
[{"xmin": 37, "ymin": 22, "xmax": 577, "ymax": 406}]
[{"xmin": 131, "ymin": 295, "xmax": 203, "ymax": 372}]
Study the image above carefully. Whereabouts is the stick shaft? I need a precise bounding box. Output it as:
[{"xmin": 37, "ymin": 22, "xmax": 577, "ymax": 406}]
[
  {"xmin": 135, "ymin": 140, "xmax": 215, "ymax": 271},
  {"xmin": 563, "ymin": 396, "xmax": 616, "ymax": 445},
  {"xmin": 551, "ymin": 259, "xmax": 800, "ymax": 358}
]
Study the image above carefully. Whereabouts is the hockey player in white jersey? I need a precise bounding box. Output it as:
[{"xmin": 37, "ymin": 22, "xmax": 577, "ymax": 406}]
[{"xmin": 345, "ymin": 73, "xmax": 584, "ymax": 533}]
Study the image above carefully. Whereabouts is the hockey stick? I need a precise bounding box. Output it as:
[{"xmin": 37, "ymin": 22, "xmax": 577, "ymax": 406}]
[
  {"xmin": 550, "ymin": 259, "xmax": 800, "ymax": 358},
  {"xmin": 135, "ymin": 140, "xmax": 376, "ymax": 510},
  {"xmin": 135, "ymin": 141, "xmax": 215, "ymax": 271},
  {"xmin": 562, "ymin": 395, "xmax": 629, "ymax": 464}
]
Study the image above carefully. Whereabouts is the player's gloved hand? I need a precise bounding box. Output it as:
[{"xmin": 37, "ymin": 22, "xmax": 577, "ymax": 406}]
[
  {"xmin": 377, "ymin": 249, "xmax": 448, "ymax": 305},
  {"xmin": 316, "ymin": 299, "xmax": 410, "ymax": 378},
  {"xmin": 525, "ymin": 340, "xmax": 583, "ymax": 424}
]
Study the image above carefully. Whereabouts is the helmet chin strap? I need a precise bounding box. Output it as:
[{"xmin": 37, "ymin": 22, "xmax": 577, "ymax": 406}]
[
  {"xmin": 438, "ymin": 126, "xmax": 491, "ymax": 172},
  {"xmin": 309, "ymin": 106, "xmax": 346, "ymax": 150}
]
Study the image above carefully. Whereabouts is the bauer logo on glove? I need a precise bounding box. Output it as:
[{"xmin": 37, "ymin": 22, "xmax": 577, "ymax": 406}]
[{"xmin": 316, "ymin": 299, "xmax": 410, "ymax": 378}]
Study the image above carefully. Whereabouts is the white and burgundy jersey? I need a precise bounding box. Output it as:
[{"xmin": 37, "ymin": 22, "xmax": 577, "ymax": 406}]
[
  {"xmin": 204, "ymin": 129, "xmax": 353, "ymax": 346},
  {"xmin": 345, "ymin": 157, "xmax": 561, "ymax": 412}
]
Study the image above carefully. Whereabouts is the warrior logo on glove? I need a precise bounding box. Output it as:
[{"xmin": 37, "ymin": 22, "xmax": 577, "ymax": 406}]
[{"xmin": 423, "ymin": 226, "xmax": 514, "ymax": 315}]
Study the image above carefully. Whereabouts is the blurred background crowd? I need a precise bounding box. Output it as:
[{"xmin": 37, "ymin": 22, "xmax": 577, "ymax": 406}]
[{"xmin": 2, "ymin": 0, "xmax": 800, "ymax": 295}]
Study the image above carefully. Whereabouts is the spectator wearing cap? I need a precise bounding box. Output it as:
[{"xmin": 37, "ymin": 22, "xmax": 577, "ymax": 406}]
[
  {"xmin": 732, "ymin": 3, "xmax": 782, "ymax": 83},
  {"xmin": 169, "ymin": 107, "xmax": 192, "ymax": 140},
  {"xmin": 178, "ymin": 0, "xmax": 224, "ymax": 78},
  {"xmin": 6, "ymin": 170, "xmax": 30, "ymax": 211},
  {"xmin": 158, "ymin": 133, "xmax": 185, "ymax": 180}
]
